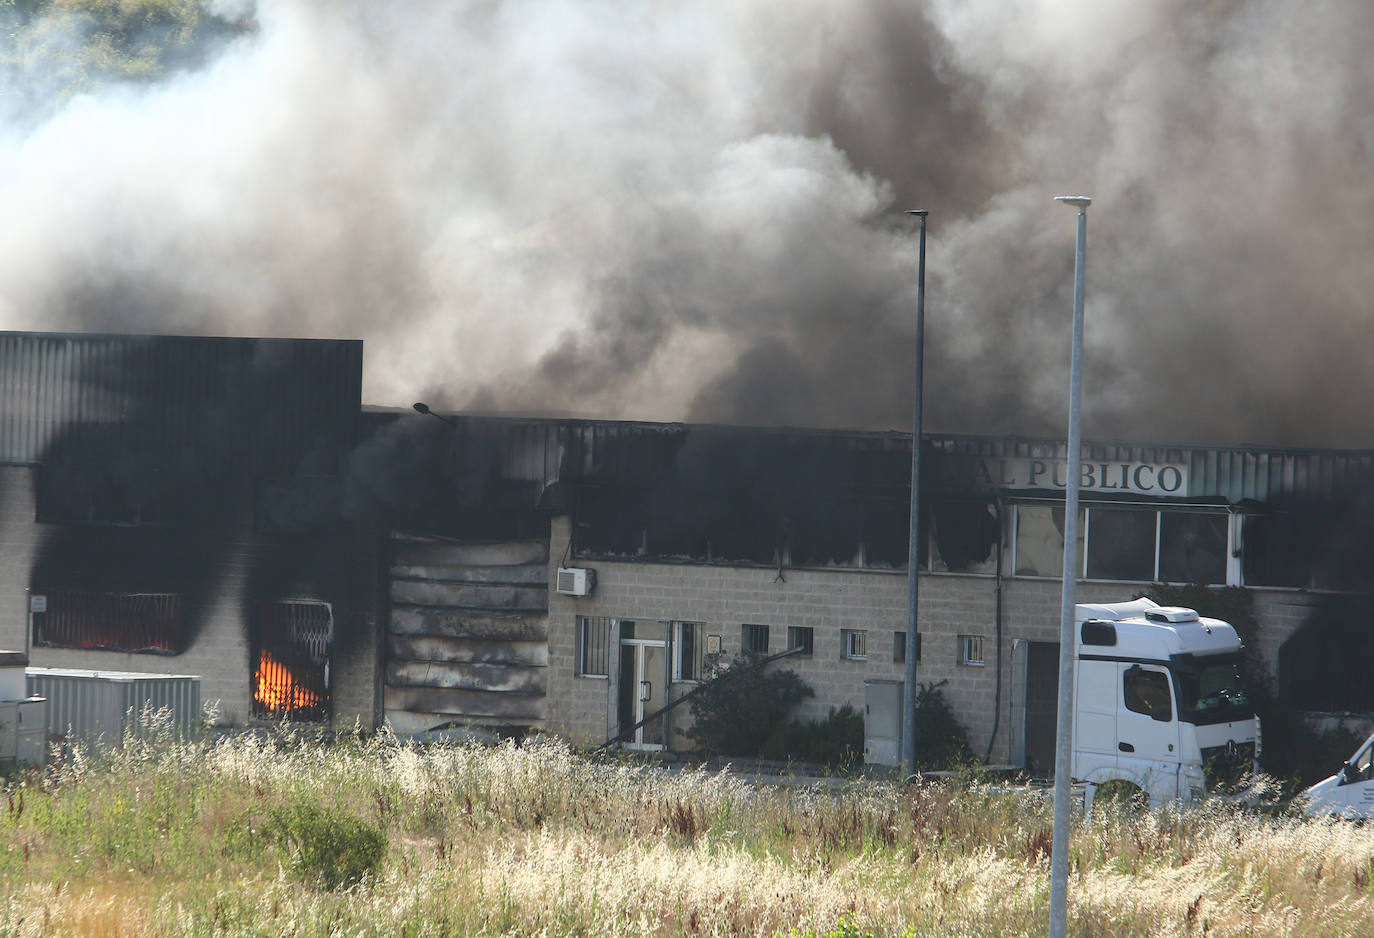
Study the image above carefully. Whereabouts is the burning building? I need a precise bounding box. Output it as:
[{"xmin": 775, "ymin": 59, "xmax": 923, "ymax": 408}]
[
  {"xmin": 0, "ymin": 331, "xmax": 382, "ymax": 729},
  {"xmin": 373, "ymin": 410, "xmax": 1374, "ymax": 768},
  {"xmin": 5, "ymin": 329, "xmax": 1372, "ymax": 768}
]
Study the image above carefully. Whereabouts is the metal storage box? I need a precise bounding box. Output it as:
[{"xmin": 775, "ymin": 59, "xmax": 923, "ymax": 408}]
[
  {"xmin": 0, "ymin": 698, "xmax": 48, "ymax": 770},
  {"xmin": 25, "ymin": 668, "xmax": 201, "ymax": 748}
]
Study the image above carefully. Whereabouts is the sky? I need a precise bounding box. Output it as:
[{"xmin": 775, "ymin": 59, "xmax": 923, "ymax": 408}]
[{"xmin": 2, "ymin": 0, "xmax": 1372, "ymax": 447}]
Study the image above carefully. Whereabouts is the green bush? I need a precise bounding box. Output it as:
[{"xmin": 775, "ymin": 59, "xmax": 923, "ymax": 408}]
[
  {"xmin": 910, "ymin": 681, "xmax": 973, "ymax": 770},
  {"xmin": 764, "ymin": 705, "xmax": 864, "ymax": 769},
  {"xmin": 686, "ymin": 656, "xmax": 814, "ymax": 757},
  {"xmin": 268, "ymin": 801, "xmax": 386, "ymax": 890}
]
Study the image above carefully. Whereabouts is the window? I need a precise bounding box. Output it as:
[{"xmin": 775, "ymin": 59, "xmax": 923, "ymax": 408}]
[
  {"xmin": 841, "ymin": 629, "xmax": 867, "ymax": 660},
  {"xmin": 1159, "ymin": 512, "xmax": 1227, "ymax": 585},
  {"xmin": 893, "ymin": 631, "xmax": 921, "ymax": 663},
  {"xmin": 958, "ymin": 635, "xmax": 985, "ymax": 667},
  {"xmin": 674, "ymin": 622, "xmax": 707, "ymax": 682},
  {"xmin": 1085, "ymin": 507, "xmax": 1156, "ymax": 581},
  {"xmin": 786, "ymin": 626, "xmax": 814, "ymax": 657},
  {"xmin": 252, "ymin": 601, "xmax": 332, "ymax": 723},
  {"xmin": 1013, "ymin": 505, "xmax": 1083, "ymax": 577},
  {"xmin": 741, "ymin": 623, "xmax": 770, "ymax": 656},
  {"xmin": 1123, "ymin": 666, "xmax": 1172, "ymax": 721},
  {"xmin": 577, "ymin": 616, "xmax": 611, "ymax": 677},
  {"xmin": 1015, "ymin": 504, "xmax": 1231, "ymax": 585},
  {"xmin": 31, "ymin": 590, "xmax": 181, "ymax": 653}
]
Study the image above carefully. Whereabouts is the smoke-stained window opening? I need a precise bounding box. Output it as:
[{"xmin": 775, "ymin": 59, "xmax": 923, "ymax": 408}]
[
  {"xmin": 251, "ymin": 601, "xmax": 333, "ymax": 723},
  {"xmin": 1012, "ymin": 503, "xmax": 1230, "ymax": 585},
  {"xmin": 31, "ymin": 590, "xmax": 182, "ymax": 654}
]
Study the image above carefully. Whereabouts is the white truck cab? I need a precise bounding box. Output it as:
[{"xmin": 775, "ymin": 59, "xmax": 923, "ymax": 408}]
[
  {"xmin": 1302, "ymin": 730, "xmax": 1374, "ymax": 817},
  {"xmin": 1072, "ymin": 598, "xmax": 1257, "ymax": 805}
]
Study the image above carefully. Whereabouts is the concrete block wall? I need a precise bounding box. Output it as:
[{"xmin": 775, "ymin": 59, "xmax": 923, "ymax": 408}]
[
  {"xmin": 545, "ymin": 515, "xmax": 1018, "ymax": 757},
  {"xmin": 544, "ymin": 511, "xmax": 1339, "ymax": 764}
]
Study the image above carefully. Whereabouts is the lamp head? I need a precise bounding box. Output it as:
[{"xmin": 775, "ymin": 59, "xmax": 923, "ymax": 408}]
[{"xmin": 1054, "ymin": 196, "xmax": 1092, "ymax": 208}]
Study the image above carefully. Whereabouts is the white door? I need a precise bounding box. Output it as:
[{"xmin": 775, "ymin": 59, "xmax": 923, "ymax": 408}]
[
  {"xmin": 618, "ymin": 640, "xmax": 667, "ymax": 750},
  {"xmin": 1117, "ymin": 664, "xmax": 1182, "ymax": 798}
]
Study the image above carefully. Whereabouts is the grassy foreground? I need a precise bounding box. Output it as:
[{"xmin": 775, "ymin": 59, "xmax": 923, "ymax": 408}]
[{"xmin": 1, "ymin": 728, "xmax": 1372, "ymax": 938}]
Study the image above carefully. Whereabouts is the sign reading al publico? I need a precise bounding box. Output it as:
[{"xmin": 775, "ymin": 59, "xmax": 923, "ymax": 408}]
[{"xmin": 972, "ymin": 456, "xmax": 1188, "ymax": 495}]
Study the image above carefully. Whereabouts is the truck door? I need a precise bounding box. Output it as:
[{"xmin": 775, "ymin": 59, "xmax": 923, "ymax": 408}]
[
  {"xmin": 1334, "ymin": 737, "xmax": 1374, "ymax": 814},
  {"xmin": 1072, "ymin": 658, "xmax": 1119, "ymax": 781},
  {"xmin": 1119, "ymin": 664, "xmax": 1182, "ymax": 798}
]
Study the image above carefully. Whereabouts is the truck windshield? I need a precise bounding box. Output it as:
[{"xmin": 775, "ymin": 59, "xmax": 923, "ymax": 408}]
[{"xmin": 1171, "ymin": 654, "xmax": 1251, "ymax": 726}]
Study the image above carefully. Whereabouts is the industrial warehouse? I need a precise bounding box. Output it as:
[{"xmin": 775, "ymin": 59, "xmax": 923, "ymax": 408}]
[{"xmin": 2, "ymin": 330, "xmax": 1371, "ymax": 770}]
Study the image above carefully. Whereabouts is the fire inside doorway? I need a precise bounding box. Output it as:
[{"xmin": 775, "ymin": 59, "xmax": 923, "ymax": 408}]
[{"xmin": 252, "ymin": 601, "xmax": 333, "ymax": 722}]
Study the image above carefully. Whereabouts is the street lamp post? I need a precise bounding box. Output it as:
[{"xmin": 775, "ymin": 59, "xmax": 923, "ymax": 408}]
[
  {"xmin": 902, "ymin": 209, "xmax": 928, "ymax": 780},
  {"xmin": 1048, "ymin": 195, "xmax": 1091, "ymax": 938}
]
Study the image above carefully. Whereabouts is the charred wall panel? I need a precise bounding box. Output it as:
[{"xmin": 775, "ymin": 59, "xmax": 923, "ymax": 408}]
[{"xmin": 384, "ymin": 533, "xmax": 549, "ymax": 735}]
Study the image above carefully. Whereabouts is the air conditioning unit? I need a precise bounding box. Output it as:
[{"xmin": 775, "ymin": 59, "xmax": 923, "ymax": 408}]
[{"xmin": 556, "ymin": 567, "xmax": 597, "ymax": 596}]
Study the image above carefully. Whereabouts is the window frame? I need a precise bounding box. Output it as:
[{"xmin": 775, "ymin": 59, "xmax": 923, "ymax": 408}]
[
  {"xmin": 576, "ymin": 615, "xmax": 612, "ymax": 678},
  {"xmin": 1012, "ymin": 501, "xmax": 1232, "ymax": 586},
  {"xmin": 841, "ymin": 628, "xmax": 867, "ymax": 661},
  {"xmin": 786, "ymin": 625, "xmax": 814, "ymax": 657},
  {"xmin": 741, "ymin": 623, "xmax": 770, "ymax": 657},
  {"xmin": 958, "ymin": 634, "xmax": 986, "ymax": 667},
  {"xmin": 673, "ymin": 621, "xmax": 707, "ymax": 683},
  {"xmin": 30, "ymin": 589, "xmax": 182, "ymax": 654}
]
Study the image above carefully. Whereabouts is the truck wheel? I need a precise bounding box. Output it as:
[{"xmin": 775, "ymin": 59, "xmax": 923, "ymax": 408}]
[{"xmin": 1093, "ymin": 779, "xmax": 1147, "ymax": 811}]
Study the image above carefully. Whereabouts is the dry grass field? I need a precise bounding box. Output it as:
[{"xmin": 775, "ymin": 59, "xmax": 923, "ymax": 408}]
[{"xmin": 1, "ymin": 724, "xmax": 1373, "ymax": 937}]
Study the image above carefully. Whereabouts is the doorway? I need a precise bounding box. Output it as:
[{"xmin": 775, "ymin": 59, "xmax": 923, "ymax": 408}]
[
  {"xmin": 1023, "ymin": 641, "xmax": 1059, "ymax": 777},
  {"xmin": 618, "ymin": 622, "xmax": 668, "ymax": 749}
]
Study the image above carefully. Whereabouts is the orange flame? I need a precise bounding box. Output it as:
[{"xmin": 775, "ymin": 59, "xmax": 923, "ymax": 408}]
[{"xmin": 253, "ymin": 649, "xmax": 323, "ymax": 713}]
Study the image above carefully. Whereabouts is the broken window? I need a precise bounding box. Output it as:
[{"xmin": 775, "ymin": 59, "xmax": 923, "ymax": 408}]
[
  {"xmin": 252, "ymin": 601, "xmax": 332, "ymax": 722},
  {"xmin": 30, "ymin": 590, "xmax": 181, "ymax": 653},
  {"xmin": 1013, "ymin": 505, "xmax": 1084, "ymax": 577},
  {"xmin": 1085, "ymin": 507, "xmax": 1156, "ymax": 581},
  {"xmin": 1158, "ymin": 512, "xmax": 1227, "ymax": 585}
]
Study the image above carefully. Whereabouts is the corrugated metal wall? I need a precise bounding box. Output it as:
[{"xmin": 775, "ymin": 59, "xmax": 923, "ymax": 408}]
[
  {"xmin": 25, "ymin": 667, "xmax": 201, "ymax": 746},
  {"xmin": 0, "ymin": 332, "xmax": 362, "ymax": 467},
  {"xmin": 931, "ymin": 435, "xmax": 1374, "ymax": 502},
  {"xmin": 435, "ymin": 416, "xmax": 1374, "ymax": 506}
]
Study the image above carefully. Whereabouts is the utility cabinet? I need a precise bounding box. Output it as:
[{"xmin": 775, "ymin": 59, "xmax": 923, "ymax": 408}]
[
  {"xmin": 0, "ymin": 650, "xmax": 47, "ymax": 771},
  {"xmin": 0, "ymin": 698, "xmax": 47, "ymax": 770}
]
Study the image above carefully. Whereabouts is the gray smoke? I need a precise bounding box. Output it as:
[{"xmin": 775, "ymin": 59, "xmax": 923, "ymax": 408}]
[{"xmin": 3, "ymin": 0, "xmax": 1373, "ymax": 447}]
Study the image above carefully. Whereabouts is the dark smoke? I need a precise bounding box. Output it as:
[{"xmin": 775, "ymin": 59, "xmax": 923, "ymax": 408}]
[{"xmin": 4, "ymin": 1, "xmax": 1374, "ymax": 446}]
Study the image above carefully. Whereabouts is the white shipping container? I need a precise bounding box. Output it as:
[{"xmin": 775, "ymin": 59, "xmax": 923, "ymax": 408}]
[{"xmin": 25, "ymin": 668, "xmax": 201, "ymax": 748}]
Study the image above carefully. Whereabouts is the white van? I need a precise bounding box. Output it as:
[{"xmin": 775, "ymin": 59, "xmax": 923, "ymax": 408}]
[
  {"xmin": 1301, "ymin": 731, "xmax": 1374, "ymax": 816},
  {"xmin": 1072, "ymin": 598, "xmax": 1258, "ymax": 805}
]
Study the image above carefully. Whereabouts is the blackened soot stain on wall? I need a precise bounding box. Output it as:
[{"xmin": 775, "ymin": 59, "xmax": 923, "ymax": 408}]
[
  {"xmin": 567, "ymin": 425, "xmax": 999, "ymax": 569},
  {"xmin": 29, "ymin": 336, "xmax": 366, "ymax": 653}
]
